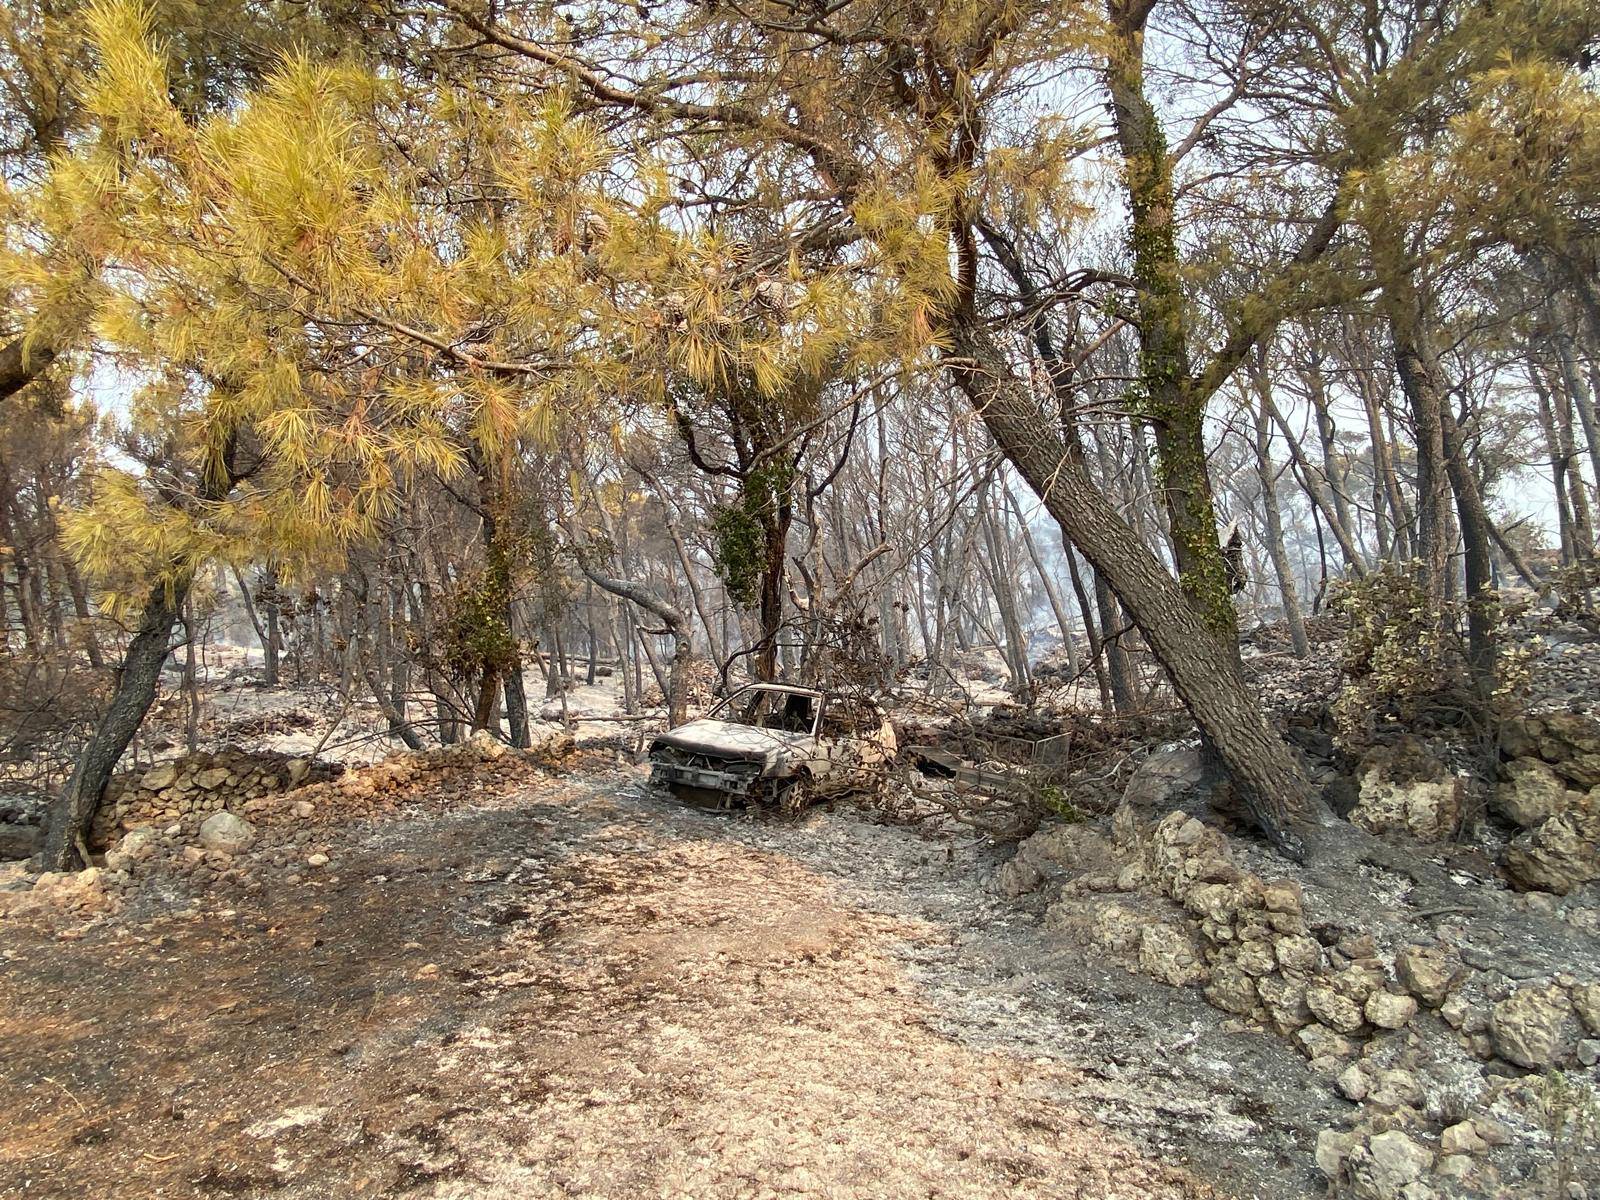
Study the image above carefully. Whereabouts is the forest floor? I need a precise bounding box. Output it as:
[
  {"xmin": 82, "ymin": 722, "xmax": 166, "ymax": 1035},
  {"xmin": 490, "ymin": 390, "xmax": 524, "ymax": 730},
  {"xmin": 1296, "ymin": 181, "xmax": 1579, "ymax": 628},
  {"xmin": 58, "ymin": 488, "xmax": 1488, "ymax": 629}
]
[{"xmin": 0, "ymin": 748, "xmax": 1336, "ymax": 1200}]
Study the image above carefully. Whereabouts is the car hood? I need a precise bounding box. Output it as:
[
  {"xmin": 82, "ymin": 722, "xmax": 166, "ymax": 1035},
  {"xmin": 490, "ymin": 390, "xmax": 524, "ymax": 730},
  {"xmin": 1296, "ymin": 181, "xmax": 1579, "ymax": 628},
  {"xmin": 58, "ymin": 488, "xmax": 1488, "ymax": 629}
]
[{"xmin": 651, "ymin": 719, "xmax": 813, "ymax": 765}]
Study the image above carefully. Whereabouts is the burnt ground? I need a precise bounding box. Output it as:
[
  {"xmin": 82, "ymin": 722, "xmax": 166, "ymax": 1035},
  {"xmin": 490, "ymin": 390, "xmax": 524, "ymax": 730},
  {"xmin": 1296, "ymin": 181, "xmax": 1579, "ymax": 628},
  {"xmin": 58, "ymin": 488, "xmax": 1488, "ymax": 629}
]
[{"xmin": 0, "ymin": 760, "xmax": 1337, "ymax": 1200}]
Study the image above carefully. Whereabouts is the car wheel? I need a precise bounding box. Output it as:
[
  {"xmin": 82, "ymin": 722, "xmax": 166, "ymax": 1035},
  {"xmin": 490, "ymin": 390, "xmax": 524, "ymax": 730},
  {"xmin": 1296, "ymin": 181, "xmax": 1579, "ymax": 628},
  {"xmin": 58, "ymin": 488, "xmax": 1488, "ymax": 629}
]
[{"xmin": 771, "ymin": 771, "xmax": 813, "ymax": 816}]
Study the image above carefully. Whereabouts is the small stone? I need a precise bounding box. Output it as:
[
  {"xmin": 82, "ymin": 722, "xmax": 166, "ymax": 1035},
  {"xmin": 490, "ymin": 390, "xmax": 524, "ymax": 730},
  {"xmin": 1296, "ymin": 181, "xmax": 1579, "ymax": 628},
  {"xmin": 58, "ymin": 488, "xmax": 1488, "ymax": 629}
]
[
  {"xmin": 1578, "ymin": 1038, "xmax": 1600, "ymax": 1067},
  {"xmin": 1183, "ymin": 881, "xmax": 1242, "ymax": 924},
  {"xmin": 141, "ymin": 763, "xmax": 178, "ymax": 791},
  {"xmin": 1367, "ymin": 1130, "xmax": 1432, "ymax": 1189},
  {"xmin": 1472, "ymin": 1117, "xmax": 1513, "ymax": 1147},
  {"xmin": 1495, "ymin": 759, "xmax": 1580, "ymax": 828},
  {"xmin": 1257, "ymin": 974, "xmax": 1312, "ymax": 1032},
  {"xmin": 1368, "ymin": 1068, "xmax": 1423, "ymax": 1110},
  {"xmin": 291, "ymin": 800, "xmax": 316, "ymax": 820},
  {"xmin": 415, "ymin": 962, "xmax": 440, "ymax": 979},
  {"xmin": 1267, "ymin": 909, "xmax": 1306, "ymax": 935},
  {"xmin": 1351, "ymin": 742, "xmax": 1462, "ymax": 840},
  {"xmin": 1316, "ymin": 1128, "xmax": 1361, "ymax": 1178},
  {"xmin": 1572, "ymin": 982, "xmax": 1600, "ymax": 1035},
  {"xmin": 181, "ymin": 846, "xmax": 206, "ymax": 865},
  {"xmin": 1504, "ymin": 814, "xmax": 1600, "ymax": 895},
  {"xmin": 195, "ymin": 767, "xmax": 231, "ymax": 790},
  {"xmin": 1114, "ymin": 863, "xmax": 1144, "ymax": 891},
  {"xmin": 1338, "ymin": 933, "xmax": 1378, "ymax": 959},
  {"xmin": 1366, "ymin": 990, "xmax": 1419, "ymax": 1030},
  {"xmin": 1262, "ymin": 879, "xmax": 1303, "ymax": 914},
  {"xmin": 1433, "ymin": 1154, "xmax": 1473, "ymax": 1180},
  {"xmin": 307, "ymin": 853, "xmax": 329, "ymax": 868},
  {"xmin": 1234, "ymin": 940, "xmax": 1276, "ymax": 977},
  {"xmin": 1138, "ymin": 923, "xmax": 1209, "ymax": 988},
  {"xmin": 1336, "ymin": 1062, "xmax": 1370, "ymax": 1100},
  {"xmin": 1296, "ymin": 1022, "xmax": 1354, "ymax": 1061},
  {"xmin": 1396, "ymin": 945, "xmax": 1455, "ymax": 1008},
  {"xmin": 996, "ymin": 857, "xmax": 1044, "ymax": 897},
  {"xmin": 1307, "ymin": 980, "xmax": 1367, "ymax": 1034},
  {"xmin": 105, "ymin": 828, "xmax": 157, "ymax": 873},
  {"xmin": 1440, "ymin": 1121, "xmax": 1486, "ymax": 1155},
  {"xmin": 1490, "ymin": 983, "xmax": 1581, "ymax": 1068},
  {"xmin": 1204, "ymin": 962, "xmax": 1258, "ymax": 1016},
  {"xmin": 198, "ymin": 812, "xmax": 255, "ymax": 856},
  {"xmin": 1274, "ymin": 934, "xmax": 1323, "ymax": 976},
  {"xmin": 1440, "ymin": 992, "xmax": 1488, "ymax": 1033}
]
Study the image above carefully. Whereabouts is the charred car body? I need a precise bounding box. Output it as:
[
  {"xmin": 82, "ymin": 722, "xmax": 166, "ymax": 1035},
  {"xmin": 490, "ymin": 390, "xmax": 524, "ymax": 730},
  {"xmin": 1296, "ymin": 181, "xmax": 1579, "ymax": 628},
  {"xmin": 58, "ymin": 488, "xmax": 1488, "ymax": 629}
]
[{"xmin": 647, "ymin": 683, "xmax": 896, "ymax": 809}]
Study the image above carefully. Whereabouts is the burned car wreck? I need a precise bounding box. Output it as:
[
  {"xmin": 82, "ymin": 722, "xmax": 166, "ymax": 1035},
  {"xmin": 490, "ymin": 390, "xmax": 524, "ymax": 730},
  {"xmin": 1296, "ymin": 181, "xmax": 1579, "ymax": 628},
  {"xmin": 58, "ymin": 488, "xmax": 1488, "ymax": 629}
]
[{"xmin": 647, "ymin": 683, "xmax": 896, "ymax": 810}]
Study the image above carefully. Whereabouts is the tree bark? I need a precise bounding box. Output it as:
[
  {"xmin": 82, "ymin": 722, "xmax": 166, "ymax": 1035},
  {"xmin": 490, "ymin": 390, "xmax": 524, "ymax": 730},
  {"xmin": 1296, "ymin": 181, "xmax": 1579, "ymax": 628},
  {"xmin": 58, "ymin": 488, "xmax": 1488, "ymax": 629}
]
[
  {"xmin": 43, "ymin": 576, "xmax": 188, "ymax": 868},
  {"xmin": 1104, "ymin": 0, "xmax": 1237, "ymax": 641},
  {"xmin": 1530, "ymin": 364, "xmax": 1582, "ymax": 563},
  {"xmin": 1371, "ymin": 219, "xmax": 1453, "ymax": 604},
  {"xmin": 1440, "ymin": 401, "xmax": 1499, "ymax": 692},
  {"xmin": 943, "ymin": 317, "xmax": 1316, "ymax": 856},
  {"xmin": 0, "ymin": 334, "xmax": 54, "ymax": 403}
]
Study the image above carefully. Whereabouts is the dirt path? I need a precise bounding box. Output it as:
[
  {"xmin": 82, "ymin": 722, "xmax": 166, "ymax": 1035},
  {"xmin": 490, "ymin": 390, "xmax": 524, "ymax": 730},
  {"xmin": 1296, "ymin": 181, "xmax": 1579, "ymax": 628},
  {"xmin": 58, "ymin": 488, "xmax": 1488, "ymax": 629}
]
[{"xmin": 0, "ymin": 766, "xmax": 1324, "ymax": 1199}]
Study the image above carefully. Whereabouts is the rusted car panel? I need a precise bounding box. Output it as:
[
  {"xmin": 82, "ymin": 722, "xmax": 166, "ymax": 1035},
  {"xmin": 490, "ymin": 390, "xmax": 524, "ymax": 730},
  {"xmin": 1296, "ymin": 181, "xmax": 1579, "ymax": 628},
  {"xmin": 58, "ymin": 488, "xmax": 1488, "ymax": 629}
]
[{"xmin": 648, "ymin": 683, "xmax": 895, "ymax": 808}]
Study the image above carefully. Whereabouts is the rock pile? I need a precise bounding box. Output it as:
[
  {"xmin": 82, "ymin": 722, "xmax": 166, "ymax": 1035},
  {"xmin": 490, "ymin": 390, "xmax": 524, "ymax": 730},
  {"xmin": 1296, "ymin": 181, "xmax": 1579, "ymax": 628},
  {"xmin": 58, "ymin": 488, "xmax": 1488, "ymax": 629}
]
[
  {"xmin": 1497, "ymin": 713, "xmax": 1600, "ymax": 894},
  {"xmin": 1348, "ymin": 740, "xmax": 1465, "ymax": 843},
  {"xmin": 2, "ymin": 726, "xmax": 577, "ymax": 921},
  {"xmin": 92, "ymin": 748, "xmax": 335, "ymax": 847},
  {"xmin": 1010, "ymin": 801, "xmax": 1600, "ymax": 1197}
]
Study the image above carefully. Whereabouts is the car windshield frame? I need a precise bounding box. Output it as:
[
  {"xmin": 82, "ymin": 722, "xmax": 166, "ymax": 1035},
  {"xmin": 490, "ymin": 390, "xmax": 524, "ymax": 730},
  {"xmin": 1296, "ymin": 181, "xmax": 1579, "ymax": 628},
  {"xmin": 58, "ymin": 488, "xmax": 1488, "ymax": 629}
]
[{"xmin": 704, "ymin": 684, "xmax": 825, "ymax": 738}]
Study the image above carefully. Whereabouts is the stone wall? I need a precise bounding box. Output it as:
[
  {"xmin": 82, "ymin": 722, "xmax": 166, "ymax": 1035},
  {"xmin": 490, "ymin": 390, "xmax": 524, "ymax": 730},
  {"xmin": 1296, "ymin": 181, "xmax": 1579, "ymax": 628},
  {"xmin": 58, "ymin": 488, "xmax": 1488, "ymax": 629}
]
[
  {"xmin": 1011, "ymin": 795, "xmax": 1600, "ymax": 1198},
  {"xmin": 91, "ymin": 748, "xmax": 335, "ymax": 847},
  {"xmin": 1496, "ymin": 713, "xmax": 1600, "ymax": 895}
]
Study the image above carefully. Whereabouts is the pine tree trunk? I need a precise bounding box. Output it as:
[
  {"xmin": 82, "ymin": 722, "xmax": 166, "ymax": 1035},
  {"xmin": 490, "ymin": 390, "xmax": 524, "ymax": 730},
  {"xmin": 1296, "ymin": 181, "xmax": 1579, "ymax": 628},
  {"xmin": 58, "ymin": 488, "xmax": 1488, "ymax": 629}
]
[
  {"xmin": 1094, "ymin": 569, "xmax": 1138, "ymax": 714},
  {"xmin": 1373, "ymin": 224, "xmax": 1453, "ymax": 604},
  {"xmin": 43, "ymin": 576, "xmax": 187, "ymax": 869},
  {"xmin": 182, "ymin": 596, "xmax": 201, "ymax": 754},
  {"xmin": 944, "ymin": 318, "xmax": 1315, "ymax": 855},
  {"xmin": 754, "ymin": 505, "xmax": 791, "ymax": 681},
  {"xmin": 1357, "ymin": 372, "xmax": 1412, "ymax": 560},
  {"xmin": 1546, "ymin": 365, "xmax": 1597, "ymax": 553}
]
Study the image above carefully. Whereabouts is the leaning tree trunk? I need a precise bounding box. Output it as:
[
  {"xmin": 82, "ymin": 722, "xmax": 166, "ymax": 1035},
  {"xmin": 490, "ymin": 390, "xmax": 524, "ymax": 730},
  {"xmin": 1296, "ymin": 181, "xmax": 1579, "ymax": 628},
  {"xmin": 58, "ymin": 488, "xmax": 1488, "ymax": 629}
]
[
  {"xmin": 43, "ymin": 576, "xmax": 188, "ymax": 869},
  {"xmin": 944, "ymin": 319, "xmax": 1317, "ymax": 857},
  {"xmin": 576, "ymin": 554, "xmax": 694, "ymax": 727},
  {"xmin": 44, "ymin": 424, "xmax": 239, "ymax": 870}
]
